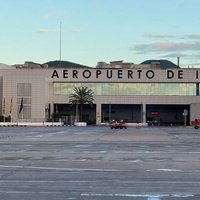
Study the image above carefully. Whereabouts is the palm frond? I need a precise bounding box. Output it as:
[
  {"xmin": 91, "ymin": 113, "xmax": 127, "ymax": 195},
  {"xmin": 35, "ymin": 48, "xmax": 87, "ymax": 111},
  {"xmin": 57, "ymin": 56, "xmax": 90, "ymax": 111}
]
[
  {"xmin": 69, "ymin": 86, "xmax": 94, "ymax": 121},
  {"xmin": 69, "ymin": 86, "xmax": 94, "ymax": 105}
]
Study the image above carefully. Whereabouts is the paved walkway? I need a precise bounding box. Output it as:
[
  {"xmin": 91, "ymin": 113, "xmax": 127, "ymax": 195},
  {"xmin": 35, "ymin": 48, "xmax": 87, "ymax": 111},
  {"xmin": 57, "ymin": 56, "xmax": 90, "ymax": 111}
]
[{"xmin": 0, "ymin": 126, "xmax": 199, "ymax": 200}]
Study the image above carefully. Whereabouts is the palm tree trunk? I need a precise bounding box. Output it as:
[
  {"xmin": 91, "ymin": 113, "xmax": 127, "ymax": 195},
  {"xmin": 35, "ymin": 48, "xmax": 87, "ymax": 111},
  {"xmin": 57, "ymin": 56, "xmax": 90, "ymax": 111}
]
[
  {"xmin": 80, "ymin": 104, "xmax": 83, "ymax": 122},
  {"xmin": 76, "ymin": 103, "xmax": 79, "ymax": 122}
]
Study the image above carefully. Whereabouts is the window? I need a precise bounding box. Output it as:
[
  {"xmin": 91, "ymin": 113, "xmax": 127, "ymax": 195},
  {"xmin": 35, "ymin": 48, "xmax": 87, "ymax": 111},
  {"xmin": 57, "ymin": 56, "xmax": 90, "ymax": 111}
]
[
  {"xmin": 17, "ymin": 83, "xmax": 31, "ymax": 96},
  {"xmin": 53, "ymin": 83, "xmax": 196, "ymax": 96},
  {"xmin": 17, "ymin": 83, "xmax": 32, "ymax": 119}
]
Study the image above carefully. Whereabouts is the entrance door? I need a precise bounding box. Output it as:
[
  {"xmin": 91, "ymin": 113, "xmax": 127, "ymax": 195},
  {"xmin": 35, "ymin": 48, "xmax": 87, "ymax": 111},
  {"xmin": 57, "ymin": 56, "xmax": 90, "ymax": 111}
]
[
  {"xmin": 146, "ymin": 104, "xmax": 190, "ymax": 126},
  {"xmin": 101, "ymin": 104, "xmax": 141, "ymax": 123}
]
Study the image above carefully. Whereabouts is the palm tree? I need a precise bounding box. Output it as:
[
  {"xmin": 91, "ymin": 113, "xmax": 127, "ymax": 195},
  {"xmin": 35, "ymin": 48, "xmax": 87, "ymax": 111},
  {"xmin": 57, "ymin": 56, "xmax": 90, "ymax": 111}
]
[{"xmin": 69, "ymin": 86, "xmax": 94, "ymax": 122}]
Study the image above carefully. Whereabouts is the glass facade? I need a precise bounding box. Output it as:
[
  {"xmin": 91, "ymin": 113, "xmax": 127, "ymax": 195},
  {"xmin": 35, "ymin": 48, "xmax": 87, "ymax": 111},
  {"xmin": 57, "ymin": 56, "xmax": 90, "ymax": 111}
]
[
  {"xmin": 53, "ymin": 83, "xmax": 196, "ymax": 96},
  {"xmin": 17, "ymin": 83, "xmax": 32, "ymax": 119},
  {"xmin": 17, "ymin": 83, "xmax": 32, "ymax": 96}
]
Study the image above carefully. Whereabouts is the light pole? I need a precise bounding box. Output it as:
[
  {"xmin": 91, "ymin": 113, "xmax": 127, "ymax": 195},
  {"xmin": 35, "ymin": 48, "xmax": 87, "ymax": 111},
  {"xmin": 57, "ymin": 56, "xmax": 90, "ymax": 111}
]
[
  {"xmin": 75, "ymin": 103, "xmax": 79, "ymax": 122},
  {"xmin": 183, "ymin": 109, "xmax": 188, "ymax": 127},
  {"xmin": 109, "ymin": 102, "xmax": 111, "ymax": 122}
]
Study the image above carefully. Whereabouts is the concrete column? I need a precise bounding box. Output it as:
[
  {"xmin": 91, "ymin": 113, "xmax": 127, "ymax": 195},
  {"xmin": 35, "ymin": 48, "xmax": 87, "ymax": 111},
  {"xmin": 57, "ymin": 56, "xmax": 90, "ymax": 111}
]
[
  {"xmin": 142, "ymin": 103, "xmax": 146, "ymax": 123},
  {"xmin": 96, "ymin": 103, "xmax": 102, "ymax": 125},
  {"xmin": 190, "ymin": 103, "xmax": 200, "ymax": 124},
  {"xmin": 50, "ymin": 103, "xmax": 54, "ymax": 118}
]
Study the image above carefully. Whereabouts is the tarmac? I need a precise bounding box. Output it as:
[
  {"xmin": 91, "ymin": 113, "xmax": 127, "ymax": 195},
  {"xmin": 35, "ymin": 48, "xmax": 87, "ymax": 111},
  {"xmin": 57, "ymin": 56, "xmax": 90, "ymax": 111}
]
[{"xmin": 0, "ymin": 125, "xmax": 200, "ymax": 200}]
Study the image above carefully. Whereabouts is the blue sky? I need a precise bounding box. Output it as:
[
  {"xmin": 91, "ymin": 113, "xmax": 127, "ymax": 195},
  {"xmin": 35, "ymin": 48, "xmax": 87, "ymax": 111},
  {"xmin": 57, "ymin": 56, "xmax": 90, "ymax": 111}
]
[{"xmin": 1, "ymin": 0, "xmax": 200, "ymax": 67}]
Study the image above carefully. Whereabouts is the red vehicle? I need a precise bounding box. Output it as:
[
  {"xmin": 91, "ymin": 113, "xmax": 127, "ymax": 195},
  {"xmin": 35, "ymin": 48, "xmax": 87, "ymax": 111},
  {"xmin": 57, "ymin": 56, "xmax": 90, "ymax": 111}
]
[
  {"xmin": 110, "ymin": 120, "xmax": 127, "ymax": 129},
  {"xmin": 194, "ymin": 118, "xmax": 200, "ymax": 129}
]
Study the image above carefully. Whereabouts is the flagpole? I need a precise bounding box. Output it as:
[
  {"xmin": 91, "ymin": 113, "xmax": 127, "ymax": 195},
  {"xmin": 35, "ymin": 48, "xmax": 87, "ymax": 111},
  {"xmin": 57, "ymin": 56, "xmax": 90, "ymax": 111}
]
[
  {"xmin": 19, "ymin": 97, "xmax": 24, "ymax": 122},
  {"xmin": 59, "ymin": 21, "xmax": 62, "ymax": 61},
  {"xmin": 9, "ymin": 97, "xmax": 13, "ymax": 122},
  {"xmin": 22, "ymin": 109, "xmax": 24, "ymax": 122},
  {"xmin": 3, "ymin": 98, "xmax": 5, "ymax": 122},
  {"xmin": 22, "ymin": 100, "xmax": 24, "ymax": 122}
]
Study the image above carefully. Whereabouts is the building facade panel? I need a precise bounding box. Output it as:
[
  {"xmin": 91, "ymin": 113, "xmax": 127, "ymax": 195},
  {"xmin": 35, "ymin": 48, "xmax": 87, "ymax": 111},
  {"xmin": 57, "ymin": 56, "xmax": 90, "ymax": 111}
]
[{"xmin": 0, "ymin": 68, "xmax": 200, "ymax": 125}]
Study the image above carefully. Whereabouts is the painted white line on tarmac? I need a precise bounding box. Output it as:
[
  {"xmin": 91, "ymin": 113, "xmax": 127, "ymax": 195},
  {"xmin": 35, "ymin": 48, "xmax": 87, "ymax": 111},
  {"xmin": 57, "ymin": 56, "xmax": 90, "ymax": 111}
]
[
  {"xmin": 0, "ymin": 180, "xmax": 199, "ymax": 184},
  {"xmin": 81, "ymin": 193, "xmax": 194, "ymax": 198},
  {"xmin": 111, "ymin": 151, "xmax": 200, "ymax": 154},
  {"xmin": 0, "ymin": 180, "xmax": 89, "ymax": 183},
  {"xmin": 146, "ymin": 169, "xmax": 182, "ymax": 172},
  {"xmin": 74, "ymin": 145, "xmax": 91, "ymax": 148},
  {"xmin": 0, "ymin": 165, "xmax": 121, "ymax": 172},
  {"xmin": 0, "ymin": 191, "xmax": 64, "ymax": 194},
  {"xmin": 130, "ymin": 159, "xmax": 143, "ymax": 163}
]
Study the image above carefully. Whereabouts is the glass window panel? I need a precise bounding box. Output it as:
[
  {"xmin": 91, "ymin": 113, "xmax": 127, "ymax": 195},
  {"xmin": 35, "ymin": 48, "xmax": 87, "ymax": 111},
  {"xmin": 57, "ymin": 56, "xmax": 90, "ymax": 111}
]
[
  {"xmin": 17, "ymin": 83, "xmax": 31, "ymax": 96},
  {"xmin": 17, "ymin": 83, "xmax": 23, "ymax": 96},
  {"xmin": 53, "ymin": 83, "xmax": 196, "ymax": 96},
  {"xmin": 24, "ymin": 84, "xmax": 31, "ymax": 96},
  {"xmin": 17, "ymin": 97, "xmax": 31, "ymax": 104},
  {"xmin": 18, "ymin": 105, "xmax": 31, "ymax": 119}
]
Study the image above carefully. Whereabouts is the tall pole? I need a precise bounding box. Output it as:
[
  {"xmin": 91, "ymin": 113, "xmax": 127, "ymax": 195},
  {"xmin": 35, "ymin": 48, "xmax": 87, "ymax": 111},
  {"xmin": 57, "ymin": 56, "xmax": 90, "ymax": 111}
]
[
  {"xmin": 2, "ymin": 97, "xmax": 5, "ymax": 122},
  {"xmin": 22, "ymin": 109, "xmax": 24, "ymax": 122},
  {"xmin": 76, "ymin": 103, "xmax": 79, "ymax": 122},
  {"xmin": 59, "ymin": 21, "xmax": 62, "ymax": 62},
  {"xmin": 109, "ymin": 102, "xmax": 111, "ymax": 122}
]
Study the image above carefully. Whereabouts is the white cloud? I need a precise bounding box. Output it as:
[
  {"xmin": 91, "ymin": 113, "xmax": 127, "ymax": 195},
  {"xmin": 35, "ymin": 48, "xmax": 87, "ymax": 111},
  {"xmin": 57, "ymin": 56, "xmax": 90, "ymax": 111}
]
[
  {"xmin": 130, "ymin": 42, "xmax": 200, "ymax": 54},
  {"xmin": 71, "ymin": 28, "xmax": 82, "ymax": 33},
  {"xmin": 144, "ymin": 34, "xmax": 200, "ymax": 40},
  {"xmin": 183, "ymin": 34, "xmax": 200, "ymax": 39},
  {"xmin": 37, "ymin": 28, "xmax": 59, "ymax": 34},
  {"xmin": 37, "ymin": 28, "xmax": 51, "ymax": 34},
  {"xmin": 162, "ymin": 53, "xmax": 187, "ymax": 58},
  {"xmin": 130, "ymin": 34, "xmax": 200, "ymax": 66},
  {"xmin": 144, "ymin": 34, "xmax": 175, "ymax": 39}
]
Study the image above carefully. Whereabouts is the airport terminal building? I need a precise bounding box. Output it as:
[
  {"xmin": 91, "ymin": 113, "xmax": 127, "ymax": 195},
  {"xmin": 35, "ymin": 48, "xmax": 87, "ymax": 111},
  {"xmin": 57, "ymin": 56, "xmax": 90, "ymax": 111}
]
[{"xmin": 1, "ymin": 61, "xmax": 200, "ymax": 126}]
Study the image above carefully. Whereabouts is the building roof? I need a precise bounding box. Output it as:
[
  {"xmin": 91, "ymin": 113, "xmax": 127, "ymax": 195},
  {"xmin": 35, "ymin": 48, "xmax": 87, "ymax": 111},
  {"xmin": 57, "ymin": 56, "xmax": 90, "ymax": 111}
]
[
  {"xmin": 0, "ymin": 63, "xmax": 14, "ymax": 69},
  {"xmin": 44, "ymin": 60, "xmax": 91, "ymax": 68},
  {"xmin": 141, "ymin": 59, "xmax": 179, "ymax": 69}
]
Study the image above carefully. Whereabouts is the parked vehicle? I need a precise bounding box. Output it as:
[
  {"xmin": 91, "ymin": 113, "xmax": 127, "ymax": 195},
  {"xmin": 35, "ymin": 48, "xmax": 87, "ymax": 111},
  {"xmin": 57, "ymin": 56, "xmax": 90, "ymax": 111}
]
[
  {"xmin": 194, "ymin": 118, "xmax": 200, "ymax": 129},
  {"xmin": 110, "ymin": 120, "xmax": 127, "ymax": 129}
]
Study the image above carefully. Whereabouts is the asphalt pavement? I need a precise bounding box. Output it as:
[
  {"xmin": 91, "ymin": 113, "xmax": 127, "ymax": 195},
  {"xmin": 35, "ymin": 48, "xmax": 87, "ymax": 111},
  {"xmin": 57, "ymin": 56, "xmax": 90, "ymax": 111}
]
[{"xmin": 0, "ymin": 125, "xmax": 200, "ymax": 200}]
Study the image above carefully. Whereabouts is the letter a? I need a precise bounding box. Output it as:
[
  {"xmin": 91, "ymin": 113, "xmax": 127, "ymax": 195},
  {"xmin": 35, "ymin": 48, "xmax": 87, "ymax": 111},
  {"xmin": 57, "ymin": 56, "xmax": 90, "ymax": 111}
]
[{"xmin": 51, "ymin": 70, "xmax": 59, "ymax": 78}]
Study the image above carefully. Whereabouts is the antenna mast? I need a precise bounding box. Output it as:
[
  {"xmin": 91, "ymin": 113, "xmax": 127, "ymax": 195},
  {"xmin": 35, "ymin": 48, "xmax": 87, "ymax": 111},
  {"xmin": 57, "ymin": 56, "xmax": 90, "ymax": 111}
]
[{"xmin": 59, "ymin": 21, "xmax": 62, "ymax": 61}]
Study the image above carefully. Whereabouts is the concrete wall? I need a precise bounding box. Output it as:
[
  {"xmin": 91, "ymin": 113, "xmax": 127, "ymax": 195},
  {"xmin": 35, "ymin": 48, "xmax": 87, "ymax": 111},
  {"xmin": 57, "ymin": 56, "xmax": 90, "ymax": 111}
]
[
  {"xmin": 190, "ymin": 103, "xmax": 200, "ymax": 122},
  {"xmin": 0, "ymin": 69, "xmax": 47, "ymax": 121},
  {"xmin": 0, "ymin": 68, "xmax": 200, "ymax": 124}
]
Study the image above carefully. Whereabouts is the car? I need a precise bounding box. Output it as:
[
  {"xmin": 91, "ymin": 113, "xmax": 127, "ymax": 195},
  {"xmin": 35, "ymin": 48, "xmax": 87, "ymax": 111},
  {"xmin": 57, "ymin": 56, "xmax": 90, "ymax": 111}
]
[
  {"xmin": 110, "ymin": 120, "xmax": 127, "ymax": 129},
  {"xmin": 194, "ymin": 118, "xmax": 200, "ymax": 129}
]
